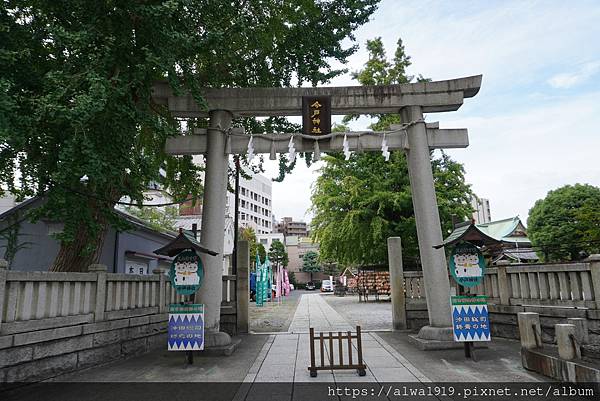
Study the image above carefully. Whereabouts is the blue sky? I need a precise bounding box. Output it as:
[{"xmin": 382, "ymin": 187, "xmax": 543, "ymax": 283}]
[{"xmin": 262, "ymin": 0, "xmax": 600, "ymax": 225}]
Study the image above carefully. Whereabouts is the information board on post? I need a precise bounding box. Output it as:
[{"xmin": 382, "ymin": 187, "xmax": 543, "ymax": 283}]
[
  {"xmin": 168, "ymin": 303, "xmax": 204, "ymax": 351},
  {"xmin": 169, "ymin": 249, "xmax": 204, "ymax": 295},
  {"xmin": 449, "ymin": 242, "xmax": 486, "ymax": 288},
  {"xmin": 451, "ymin": 296, "xmax": 491, "ymax": 342}
]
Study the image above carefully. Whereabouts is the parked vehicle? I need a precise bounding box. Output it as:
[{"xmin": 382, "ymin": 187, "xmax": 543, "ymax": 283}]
[
  {"xmin": 306, "ymin": 282, "xmax": 316, "ymax": 291},
  {"xmin": 321, "ymin": 280, "xmax": 334, "ymax": 292},
  {"xmin": 289, "ymin": 284, "xmax": 295, "ymax": 291}
]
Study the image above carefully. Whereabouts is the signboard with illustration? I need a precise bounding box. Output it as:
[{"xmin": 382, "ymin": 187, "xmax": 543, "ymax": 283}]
[
  {"xmin": 169, "ymin": 249, "xmax": 204, "ymax": 295},
  {"xmin": 168, "ymin": 303, "xmax": 204, "ymax": 351},
  {"xmin": 449, "ymin": 242, "xmax": 486, "ymax": 287},
  {"xmin": 451, "ymin": 296, "xmax": 491, "ymax": 342}
]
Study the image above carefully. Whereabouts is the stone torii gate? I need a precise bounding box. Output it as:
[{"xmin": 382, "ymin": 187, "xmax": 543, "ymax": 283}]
[{"xmin": 152, "ymin": 75, "xmax": 482, "ymax": 349}]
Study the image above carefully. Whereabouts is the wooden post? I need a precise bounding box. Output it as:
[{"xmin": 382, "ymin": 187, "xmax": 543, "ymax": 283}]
[
  {"xmin": 356, "ymin": 326, "xmax": 366, "ymax": 376},
  {"xmin": 89, "ymin": 264, "xmax": 108, "ymax": 322},
  {"xmin": 338, "ymin": 332, "xmax": 343, "ymax": 366},
  {"xmin": 328, "ymin": 332, "xmax": 334, "ymax": 366},
  {"xmin": 347, "ymin": 331, "xmax": 353, "ymax": 365},
  {"xmin": 319, "ymin": 332, "xmax": 325, "ymax": 368},
  {"xmin": 309, "ymin": 328, "xmax": 317, "ymax": 377}
]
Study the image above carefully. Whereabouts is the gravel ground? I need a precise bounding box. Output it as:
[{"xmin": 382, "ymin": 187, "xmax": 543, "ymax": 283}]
[
  {"xmin": 323, "ymin": 292, "xmax": 393, "ymax": 331},
  {"xmin": 249, "ymin": 289, "xmax": 304, "ymax": 332}
]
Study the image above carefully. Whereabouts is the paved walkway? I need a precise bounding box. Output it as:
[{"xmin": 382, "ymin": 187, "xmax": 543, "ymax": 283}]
[
  {"xmin": 288, "ymin": 293, "xmax": 353, "ymax": 333},
  {"xmin": 235, "ymin": 294, "xmax": 429, "ymax": 400}
]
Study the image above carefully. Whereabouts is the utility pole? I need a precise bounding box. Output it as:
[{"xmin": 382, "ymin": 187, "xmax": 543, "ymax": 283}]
[{"xmin": 232, "ymin": 155, "xmax": 241, "ymax": 275}]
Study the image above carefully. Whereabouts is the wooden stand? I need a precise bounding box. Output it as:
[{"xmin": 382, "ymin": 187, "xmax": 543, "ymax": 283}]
[{"xmin": 308, "ymin": 326, "xmax": 366, "ymax": 377}]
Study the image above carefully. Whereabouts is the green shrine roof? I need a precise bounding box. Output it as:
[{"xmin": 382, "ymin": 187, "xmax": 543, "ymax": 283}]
[
  {"xmin": 436, "ymin": 216, "xmax": 531, "ymax": 248},
  {"xmin": 154, "ymin": 229, "xmax": 218, "ymax": 257}
]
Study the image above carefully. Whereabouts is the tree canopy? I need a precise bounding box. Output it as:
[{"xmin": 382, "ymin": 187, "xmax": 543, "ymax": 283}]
[
  {"xmin": 240, "ymin": 226, "xmax": 266, "ymax": 266},
  {"xmin": 0, "ymin": 0, "xmax": 379, "ymax": 271},
  {"xmin": 268, "ymin": 240, "xmax": 288, "ymax": 268},
  {"xmin": 310, "ymin": 37, "xmax": 473, "ymax": 267},
  {"xmin": 527, "ymin": 184, "xmax": 600, "ymax": 261},
  {"xmin": 302, "ymin": 251, "xmax": 321, "ymax": 282},
  {"xmin": 122, "ymin": 205, "xmax": 178, "ymax": 234}
]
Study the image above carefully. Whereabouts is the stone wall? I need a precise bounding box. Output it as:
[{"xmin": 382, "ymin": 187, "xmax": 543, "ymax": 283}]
[
  {"xmin": 0, "ymin": 256, "xmax": 248, "ymax": 383},
  {"xmin": 399, "ymin": 257, "xmax": 600, "ymax": 348},
  {"xmin": 0, "ymin": 264, "xmax": 181, "ymax": 384},
  {"xmin": 0, "ymin": 310, "xmax": 167, "ymax": 383}
]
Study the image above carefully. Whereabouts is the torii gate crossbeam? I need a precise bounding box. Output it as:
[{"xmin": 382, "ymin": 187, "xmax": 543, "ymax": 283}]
[
  {"xmin": 155, "ymin": 75, "xmax": 482, "ymax": 350},
  {"xmin": 165, "ymin": 126, "xmax": 468, "ymax": 155}
]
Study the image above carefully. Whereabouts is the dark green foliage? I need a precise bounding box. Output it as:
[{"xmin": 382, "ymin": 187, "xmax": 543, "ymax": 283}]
[
  {"xmin": 0, "ymin": 0, "xmax": 379, "ymax": 270},
  {"xmin": 268, "ymin": 239, "xmax": 288, "ymax": 268},
  {"xmin": 123, "ymin": 206, "xmax": 178, "ymax": 233},
  {"xmin": 302, "ymin": 250, "xmax": 321, "ymax": 274},
  {"xmin": 527, "ymin": 184, "xmax": 600, "ymax": 261}
]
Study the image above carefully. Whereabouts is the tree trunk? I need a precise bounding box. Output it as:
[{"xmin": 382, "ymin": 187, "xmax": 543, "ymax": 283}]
[{"xmin": 50, "ymin": 197, "xmax": 115, "ymax": 272}]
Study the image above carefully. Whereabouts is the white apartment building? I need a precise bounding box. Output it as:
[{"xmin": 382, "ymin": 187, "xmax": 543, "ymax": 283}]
[
  {"xmin": 256, "ymin": 232, "xmax": 285, "ymax": 251},
  {"xmin": 471, "ymin": 196, "xmax": 491, "ymax": 224},
  {"xmin": 229, "ymin": 169, "xmax": 273, "ymax": 235}
]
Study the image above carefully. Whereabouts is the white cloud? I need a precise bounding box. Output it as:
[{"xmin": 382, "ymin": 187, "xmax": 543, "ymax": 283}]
[
  {"xmin": 262, "ymin": 0, "xmax": 600, "ymax": 227},
  {"xmin": 548, "ymin": 61, "xmax": 600, "ymax": 89},
  {"xmin": 442, "ymin": 91, "xmax": 600, "ymax": 223}
]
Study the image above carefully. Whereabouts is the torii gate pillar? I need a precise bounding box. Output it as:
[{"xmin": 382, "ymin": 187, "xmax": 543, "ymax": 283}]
[
  {"xmin": 401, "ymin": 105, "xmax": 453, "ymax": 337},
  {"xmin": 198, "ymin": 110, "xmax": 233, "ymax": 348}
]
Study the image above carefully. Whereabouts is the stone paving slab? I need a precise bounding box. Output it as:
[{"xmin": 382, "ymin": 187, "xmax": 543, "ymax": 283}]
[{"xmin": 239, "ymin": 293, "xmax": 429, "ymax": 400}]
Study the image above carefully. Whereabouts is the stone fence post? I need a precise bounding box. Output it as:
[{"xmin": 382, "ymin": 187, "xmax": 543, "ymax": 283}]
[
  {"xmin": 587, "ymin": 254, "xmax": 600, "ymax": 309},
  {"xmin": 496, "ymin": 261, "xmax": 510, "ymax": 305},
  {"xmin": 555, "ymin": 324, "xmax": 581, "ymax": 360},
  {"xmin": 518, "ymin": 312, "xmax": 542, "ymax": 350},
  {"xmin": 89, "ymin": 264, "xmax": 108, "ymax": 322},
  {"xmin": 387, "ymin": 237, "xmax": 407, "ymax": 330},
  {"xmin": 567, "ymin": 317, "xmax": 589, "ymax": 345},
  {"xmin": 0, "ymin": 259, "xmax": 7, "ymax": 331},
  {"xmin": 236, "ymin": 240, "xmax": 249, "ymax": 334},
  {"xmin": 153, "ymin": 268, "xmax": 167, "ymax": 314}
]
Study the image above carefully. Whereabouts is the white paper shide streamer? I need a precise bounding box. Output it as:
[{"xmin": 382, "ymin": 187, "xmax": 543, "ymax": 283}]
[
  {"xmin": 247, "ymin": 135, "xmax": 255, "ymax": 161},
  {"xmin": 381, "ymin": 134, "xmax": 390, "ymax": 161},
  {"xmin": 342, "ymin": 134, "xmax": 350, "ymax": 160},
  {"xmin": 288, "ymin": 136, "xmax": 296, "ymax": 163}
]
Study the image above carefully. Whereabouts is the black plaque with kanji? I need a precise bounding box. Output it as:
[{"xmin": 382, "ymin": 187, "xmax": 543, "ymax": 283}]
[{"xmin": 302, "ymin": 96, "xmax": 331, "ymax": 135}]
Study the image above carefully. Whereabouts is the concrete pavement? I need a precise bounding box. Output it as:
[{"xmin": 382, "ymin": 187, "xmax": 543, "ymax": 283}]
[{"xmin": 239, "ymin": 294, "xmax": 429, "ymax": 391}]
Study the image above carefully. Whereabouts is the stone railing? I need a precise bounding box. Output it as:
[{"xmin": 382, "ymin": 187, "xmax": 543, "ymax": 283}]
[
  {"xmin": 398, "ymin": 256, "xmax": 600, "ymax": 345},
  {"xmin": 0, "ymin": 266, "xmax": 175, "ymax": 334},
  {"xmin": 0, "ymin": 265, "xmax": 175, "ymax": 383},
  {"xmin": 0, "ymin": 264, "xmax": 247, "ymax": 383}
]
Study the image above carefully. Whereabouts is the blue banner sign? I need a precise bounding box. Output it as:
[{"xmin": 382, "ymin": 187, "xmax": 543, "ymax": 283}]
[
  {"xmin": 168, "ymin": 303, "xmax": 204, "ymax": 351},
  {"xmin": 451, "ymin": 296, "xmax": 491, "ymax": 342}
]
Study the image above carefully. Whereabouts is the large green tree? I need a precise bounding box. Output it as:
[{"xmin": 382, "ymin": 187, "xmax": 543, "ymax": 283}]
[
  {"xmin": 311, "ymin": 37, "xmax": 473, "ymax": 266},
  {"xmin": 240, "ymin": 226, "xmax": 266, "ymax": 266},
  {"xmin": 0, "ymin": 1, "xmax": 378, "ymax": 271},
  {"xmin": 123, "ymin": 205, "xmax": 178, "ymax": 234},
  {"xmin": 302, "ymin": 250, "xmax": 321, "ymax": 282},
  {"xmin": 527, "ymin": 184, "xmax": 600, "ymax": 261},
  {"xmin": 268, "ymin": 240, "xmax": 288, "ymax": 269}
]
